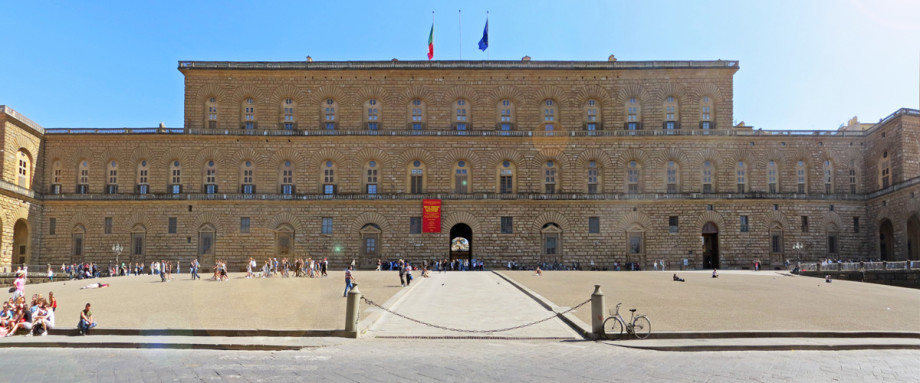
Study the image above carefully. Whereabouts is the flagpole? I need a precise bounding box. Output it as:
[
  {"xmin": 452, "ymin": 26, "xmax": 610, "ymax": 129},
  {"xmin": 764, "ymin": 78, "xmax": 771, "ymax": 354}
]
[
  {"xmin": 459, "ymin": 10, "xmax": 462, "ymax": 60},
  {"xmin": 487, "ymin": 11, "xmax": 490, "ymax": 60}
]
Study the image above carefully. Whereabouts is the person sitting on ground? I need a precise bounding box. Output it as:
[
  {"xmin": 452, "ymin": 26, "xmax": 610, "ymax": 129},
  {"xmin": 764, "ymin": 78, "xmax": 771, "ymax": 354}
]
[
  {"xmin": 28, "ymin": 302, "xmax": 54, "ymax": 336},
  {"xmin": 712, "ymin": 269, "xmax": 719, "ymax": 278},
  {"xmin": 673, "ymin": 273, "xmax": 685, "ymax": 282},
  {"xmin": 825, "ymin": 275, "xmax": 832, "ymax": 283},
  {"xmin": 80, "ymin": 283, "xmax": 109, "ymax": 289},
  {"xmin": 78, "ymin": 303, "xmax": 96, "ymax": 335},
  {"xmin": 534, "ymin": 266, "xmax": 543, "ymax": 276}
]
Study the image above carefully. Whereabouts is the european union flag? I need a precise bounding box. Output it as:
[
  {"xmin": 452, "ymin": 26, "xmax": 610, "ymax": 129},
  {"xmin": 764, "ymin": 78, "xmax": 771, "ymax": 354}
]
[{"xmin": 478, "ymin": 19, "xmax": 488, "ymax": 51}]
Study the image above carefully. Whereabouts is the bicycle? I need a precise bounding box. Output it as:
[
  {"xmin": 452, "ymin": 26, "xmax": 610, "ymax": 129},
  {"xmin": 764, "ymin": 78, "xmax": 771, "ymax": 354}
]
[{"xmin": 602, "ymin": 303, "xmax": 651, "ymax": 340}]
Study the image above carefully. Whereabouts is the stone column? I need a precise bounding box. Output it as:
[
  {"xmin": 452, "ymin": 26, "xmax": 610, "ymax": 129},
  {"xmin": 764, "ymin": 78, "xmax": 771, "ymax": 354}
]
[{"xmin": 591, "ymin": 285, "xmax": 605, "ymax": 339}]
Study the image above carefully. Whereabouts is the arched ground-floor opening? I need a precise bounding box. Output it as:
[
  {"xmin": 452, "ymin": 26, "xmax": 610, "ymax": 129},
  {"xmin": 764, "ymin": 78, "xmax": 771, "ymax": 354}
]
[
  {"xmin": 702, "ymin": 221, "xmax": 719, "ymax": 269},
  {"xmin": 13, "ymin": 219, "xmax": 30, "ymax": 266},
  {"xmin": 879, "ymin": 219, "xmax": 894, "ymax": 261},
  {"xmin": 450, "ymin": 223, "xmax": 472, "ymax": 264},
  {"xmin": 907, "ymin": 214, "xmax": 920, "ymax": 261}
]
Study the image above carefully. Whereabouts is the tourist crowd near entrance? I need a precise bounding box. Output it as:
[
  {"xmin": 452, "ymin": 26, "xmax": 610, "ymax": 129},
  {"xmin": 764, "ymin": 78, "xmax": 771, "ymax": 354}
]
[{"xmin": 0, "ymin": 57, "xmax": 918, "ymax": 272}]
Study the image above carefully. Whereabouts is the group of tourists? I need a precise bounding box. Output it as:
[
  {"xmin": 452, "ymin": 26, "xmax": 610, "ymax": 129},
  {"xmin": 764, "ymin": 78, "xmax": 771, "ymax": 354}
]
[
  {"xmin": 245, "ymin": 257, "xmax": 329, "ymax": 279},
  {"xmin": 3, "ymin": 270, "xmax": 58, "ymax": 337}
]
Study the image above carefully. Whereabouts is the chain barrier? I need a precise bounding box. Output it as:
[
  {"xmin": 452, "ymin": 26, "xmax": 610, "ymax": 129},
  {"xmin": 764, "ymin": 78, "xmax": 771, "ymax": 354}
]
[{"xmin": 361, "ymin": 297, "xmax": 591, "ymax": 334}]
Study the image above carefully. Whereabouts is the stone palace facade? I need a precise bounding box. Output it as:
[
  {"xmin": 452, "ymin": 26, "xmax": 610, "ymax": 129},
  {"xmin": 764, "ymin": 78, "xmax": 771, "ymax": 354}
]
[{"xmin": 1, "ymin": 58, "xmax": 918, "ymax": 271}]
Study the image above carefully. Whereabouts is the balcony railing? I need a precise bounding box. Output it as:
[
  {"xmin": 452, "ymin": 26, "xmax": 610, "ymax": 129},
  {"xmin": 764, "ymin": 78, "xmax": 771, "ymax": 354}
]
[
  {"xmin": 0, "ymin": 179, "xmax": 37, "ymax": 199},
  {"xmin": 39, "ymin": 190, "xmax": 870, "ymax": 202}
]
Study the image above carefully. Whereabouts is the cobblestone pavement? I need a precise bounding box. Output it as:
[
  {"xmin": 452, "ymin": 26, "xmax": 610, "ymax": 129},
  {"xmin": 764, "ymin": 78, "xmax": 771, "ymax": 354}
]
[{"xmin": 2, "ymin": 340, "xmax": 918, "ymax": 382}]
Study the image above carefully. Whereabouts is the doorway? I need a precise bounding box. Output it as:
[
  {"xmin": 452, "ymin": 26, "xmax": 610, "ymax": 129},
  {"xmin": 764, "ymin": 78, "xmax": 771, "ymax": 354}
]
[
  {"xmin": 449, "ymin": 224, "xmax": 472, "ymax": 263},
  {"xmin": 702, "ymin": 221, "xmax": 719, "ymax": 269},
  {"xmin": 907, "ymin": 214, "xmax": 919, "ymax": 261},
  {"xmin": 879, "ymin": 219, "xmax": 894, "ymax": 261},
  {"xmin": 13, "ymin": 219, "xmax": 30, "ymax": 266}
]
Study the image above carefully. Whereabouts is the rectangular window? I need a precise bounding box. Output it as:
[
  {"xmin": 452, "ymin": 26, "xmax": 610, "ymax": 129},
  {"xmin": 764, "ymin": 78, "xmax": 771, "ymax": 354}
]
[
  {"xmin": 410, "ymin": 217, "xmax": 422, "ymax": 234},
  {"xmin": 500, "ymin": 174, "xmax": 513, "ymax": 194},
  {"xmin": 827, "ymin": 235, "xmax": 838, "ymax": 255},
  {"xmin": 853, "ymin": 217, "xmax": 860, "ymax": 233},
  {"xmin": 410, "ymin": 175, "xmax": 423, "ymax": 194},
  {"xmin": 104, "ymin": 217, "xmax": 113, "ymax": 234},
  {"xmin": 703, "ymin": 184, "xmax": 712, "ymax": 194},
  {"xmin": 768, "ymin": 183, "xmax": 777, "ymax": 193},
  {"xmin": 365, "ymin": 238, "xmax": 377, "ymax": 255},
  {"xmin": 669, "ymin": 216, "xmax": 679, "ymax": 233},
  {"xmin": 240, "ymin": 217, "xmax": 250, "ymax": 234},
  {"xmin": 73, "ymin": 234, "xmax": 83, "ymax": 257},
  {"xmin": 241, "ymin": 184, "xmax": 254, "ymax": 194},
  {"xmin": 455, "ymin": 169, "xmax": 468, "ymax": 194},
  {"xmin": 544, "ymin": 236, "xmax": 557, "ymax": 255},
  {"xmin": 501, "ymin": 217, "xmax": 513, "ymax": 234},
  {"xmin": 801, "ymin": 216, "xmax": 809, "ymax": 233},
  {"xmin": 282, "ymin": 184, "xmax": 294, "ymax": 195},
  {"xmin": 589, "ymin": 217, "xmax": 600, "ymax": 234},
  {"xmin": 322, "ymin": 217, "xmax": 333, "ymax": 235},
  {"xmin": 49, "ymin": 218, "xmax": 56, "ymax": 235},
  {"xmin": 771, "ymin": 233, "xmax": 782, "ymax": 253},
  {"xmin": 628, "ymin": 232, "xmax": 643, "ymax": 254},
  {"xmin": 367, "ymin": 184, "xmax": 377, "ymax": 194},
  {"xmin": 168, "ymin": 217, "xmax": 177, "ymax": 234},
  {"xmin": 132, "ymin": 233, "xmax": 144, "ymax": 257},
  {"xmin": 740, "ymin": 216, "xmax": 749, "ymax": 232},
  {"xmin": 324, "ymin": 184, "xmax": 336, "ymax": 195}
]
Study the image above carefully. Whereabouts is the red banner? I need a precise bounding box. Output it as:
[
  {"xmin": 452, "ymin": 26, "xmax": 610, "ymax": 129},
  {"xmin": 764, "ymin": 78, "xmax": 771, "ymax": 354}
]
[{"xmin": 422, "ymin": 199, "xmax": 442, "ymax": 233}]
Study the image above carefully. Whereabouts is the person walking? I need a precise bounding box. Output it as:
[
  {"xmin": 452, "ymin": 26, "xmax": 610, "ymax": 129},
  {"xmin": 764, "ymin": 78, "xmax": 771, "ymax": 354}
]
[
  {"xmin": 343, "ymin": 266, "xmax": 356, "ymax": 297},
  {"xmin": 405, "ymin": 263, "xmax": 413, "ymax": 287},
  {"xmin": 398, "ymin": 260, "xmax": 406, "ymax": 287}
]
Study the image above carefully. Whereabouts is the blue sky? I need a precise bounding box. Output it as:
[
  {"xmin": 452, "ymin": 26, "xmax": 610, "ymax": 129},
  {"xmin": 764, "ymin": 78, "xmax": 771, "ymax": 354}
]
[{"xmin": 2, "ymin": 0, "xmax": 917, "ymax": 130}]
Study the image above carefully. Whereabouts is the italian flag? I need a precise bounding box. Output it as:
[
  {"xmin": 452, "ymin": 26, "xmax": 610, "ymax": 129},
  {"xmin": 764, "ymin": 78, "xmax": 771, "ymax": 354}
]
[{"xmin": 427, "ymin": 24, "xmax": 434, "ymax": 60}]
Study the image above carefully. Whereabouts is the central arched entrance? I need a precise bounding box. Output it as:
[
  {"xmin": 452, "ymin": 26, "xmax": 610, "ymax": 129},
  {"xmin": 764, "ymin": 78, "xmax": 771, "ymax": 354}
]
[
  {"xmin": 449, "ymin": 223, "xmax": 472, "ymax": 263},
  {"xmin": 702, "ymin": 221, "xmax": 719, "ymax": 269},
  {"xmin": 879, "ymin": 219, "xmax": 894, "ymax": 261},
  {"xmin": 907, "ymin": 214, "xmax": 920, "ymax": 261}
]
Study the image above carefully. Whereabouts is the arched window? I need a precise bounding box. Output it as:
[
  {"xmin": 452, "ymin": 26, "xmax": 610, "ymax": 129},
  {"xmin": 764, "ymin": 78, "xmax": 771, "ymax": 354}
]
[
  {"xmin": 51, "ymin": 160, "xmax": 62, "ymax": 194},
  {"xmin": 585, "ymin": 99, "xmax": 601, "ymax": 131},
  {"xmin": 587, "ymin": 160, "xmax": 601, "ymax": 194},
  {"xmin": 170, "ymin": 160, "xmax": 182, "ymax": 194},
  {"xmin": 625, "ymin": 97, "xmax": 642, "ymax": 131},
  {"xmin": 767, "ymin": 160, "xmax": 779, "ymax": 193},
  {"xmin": 136, "ymin": 160, "xmax": 149, "ymax": 194},
  {"xmin": 542, "ymin": 99, "xmax": 557, "ymax": 133},
  {"xmin": 453, "ymin": 99, "xmax": 469, "ymax": 131},
  {"xmin": 543, "ymin": 160, "xmax": 558, "ymax": 194},
  {"xmin": 365, "ymin": 160, "xmax": 379, "ymax": 194},
  {"xmin": 275, "ymin": 224, "xmax": 294, "ymax": 258},
  {"xmin": 206, "ymin": 96, "xmax": 218, "ymax": 129},
  {"xmin": 666, "ymin": 160, "xmax": 679, "ymax": 193},
  {"xmin": 203, "ymin": 160, "xmax": 218, "ymax": 194},
  {"xmin": 240, "ymin": 161, "xmax": 254, "ymax": 194},
  {"xmin": 627, "ymin": 160, "xmax": 641, "ymax": 193},
  {"xmin": 409, "ymin": 98, "xmax": 425, "ymax": 130},
  {"xmin": 17, "ymin": 150, "xmax": 31, "ymax": 189},
  {"xmin": 71, "ymin": 225, "xmax": 86, "ymax": 264},
  {"xmin": 541, "ymin": 223, "xmax": 562, "ymax": 256},
  {"xmin": 280, "ymin": 160, "xmax": 294, "ymax": 195},
  {"xmin": 796, "ymin": 160, "xmax": 807, "ymax": 194},
  {"xmin": 823, "ymin": 160, "xmax": 833, "ymax": 194},
  {"xmin": 198, "ymin": 224, "xmax": 216, "ymax": 265},
  {"xmin": 879, "ymin": 151, "xmax": 890, "ymax": 189},
  {"xmin": 241, "ymin": 97, "xmax": 256, "ymax": 130},
  {"xmin": 364, "ymin": 99, "xmax": 379, "ymax": 130},
  {"xmin": 702, "ymin": 161, "xmax": 714, "ymax": 193},
  {"xmin": 322, "ymin": 160, "xmax": 337, "ymax": 194},
  {"xmin": 453, "ymin": 160, "xmax": 470, "ymax": 193},
  {"xmin": 498, "ymin": 160, "xmax": 516, "ymax": 194},
  {"xmin": 408, "ymin": 160, "xmax": 426, "ymax": 194},
  {"xmin": 106, "ymin": 160, "xmax": 118, "ymax": 194},
  {"xmin": 498, "ymin": 99, "xmax": 515, "ymax": 132},
  {"xmin": 131, "ymin": 224, "xmax": 146, "ymax": 264},
  {"xmin": 700, "ymin": 96, "xmax": 714, "ymax": 131},
  {"xmin": 282, "ymin": 97, "xmax": 296, "ymax": 130},
  {"xmin": 76, "ymin": 160, "xmax": 89, "ymax": 194},
  {"xmin": 664, "ymin": 96, "xmax": 679, "ymax": 132},
  {"xmin": 323, "ymin": 98, "xmax": 338, "ymax": 130},
  {"xmin": 736, "ymin": 161, "xmax": 747, "ymax": 193}
]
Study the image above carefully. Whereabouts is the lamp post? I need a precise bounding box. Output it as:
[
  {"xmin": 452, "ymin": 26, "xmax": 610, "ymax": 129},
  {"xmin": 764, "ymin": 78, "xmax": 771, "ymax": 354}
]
[
  {"xmin": 112, "ymin": 243, "xmax": 124, "ymax": 267},
  {"xmin": 792, "ymin": 242, "xmax": 804, "ymax": 265}
]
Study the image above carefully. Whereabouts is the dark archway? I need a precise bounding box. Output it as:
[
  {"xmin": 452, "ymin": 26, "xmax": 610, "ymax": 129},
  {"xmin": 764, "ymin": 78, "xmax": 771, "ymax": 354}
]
[
  {"xmin": 450, "ymin": 223, "xmax": 472, "ymax": 263},
  {"xmin": 906, "ymin": 214, "xmax": 919, "ymax": 261},
  {"xmin": 13, "ymin": 219, "xmax": 30, "ymax": 266},
  {"xmin": 702, "ymin": 221, "xmax": 719, "ymax": 269},
  {"xmin": 879, "ymin": 219, "xmax": 894, "ymax": 261}
]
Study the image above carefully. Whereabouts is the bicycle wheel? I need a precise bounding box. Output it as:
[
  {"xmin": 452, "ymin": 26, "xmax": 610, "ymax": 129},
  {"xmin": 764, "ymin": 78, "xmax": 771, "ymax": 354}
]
[
  {"xmin": 602, "ymin": 317, "xmax": 625, "ymax": 340},
  {"xmin": 632, "ymin": 316, "xmax": 651, "ymax": 339}
]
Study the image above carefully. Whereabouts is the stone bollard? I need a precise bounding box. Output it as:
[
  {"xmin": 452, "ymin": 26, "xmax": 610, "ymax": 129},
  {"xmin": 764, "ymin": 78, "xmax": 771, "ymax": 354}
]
[
  {"xmin": 591, "ymin": 285, "xmax": 605, "ymax": 339},
  {"xmin": 345, "ymin": 285, "xmax": 362, "ymax": 337}
]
